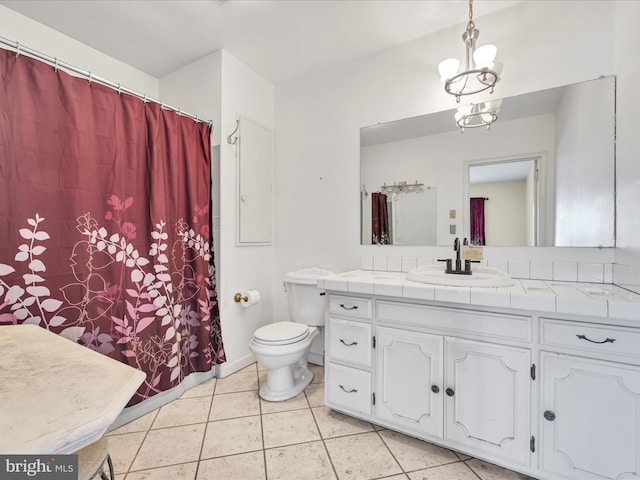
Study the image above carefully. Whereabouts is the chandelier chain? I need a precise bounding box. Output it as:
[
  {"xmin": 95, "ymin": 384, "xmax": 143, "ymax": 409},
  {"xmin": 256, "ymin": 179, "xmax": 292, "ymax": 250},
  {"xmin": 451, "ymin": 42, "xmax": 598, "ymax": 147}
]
[
  {"xmin": 437, "ymin": 0, "xmax": 503, "ymax": 130},
  {"xmin": 467, "ymin": 0, "xmax": 475, "ymax": 30}
]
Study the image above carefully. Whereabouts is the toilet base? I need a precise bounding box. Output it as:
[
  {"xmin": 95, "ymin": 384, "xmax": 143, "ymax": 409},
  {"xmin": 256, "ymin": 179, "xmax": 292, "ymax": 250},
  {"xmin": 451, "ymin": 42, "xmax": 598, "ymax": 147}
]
[{"xmin": 259, "ymin": 366, "xmax": 314, "ymax": 402}]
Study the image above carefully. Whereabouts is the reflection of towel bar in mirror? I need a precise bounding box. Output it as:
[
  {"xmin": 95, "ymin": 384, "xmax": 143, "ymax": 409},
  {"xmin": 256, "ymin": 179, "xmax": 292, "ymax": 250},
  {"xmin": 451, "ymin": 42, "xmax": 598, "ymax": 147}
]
[{"xmin": 380, "ymin": 181, "xmax": 427, "ymax": 194}]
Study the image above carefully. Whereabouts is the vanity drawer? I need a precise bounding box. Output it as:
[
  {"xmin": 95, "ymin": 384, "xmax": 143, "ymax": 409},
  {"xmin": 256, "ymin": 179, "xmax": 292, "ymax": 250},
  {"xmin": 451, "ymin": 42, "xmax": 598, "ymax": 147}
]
[
  {"xmin": 376, "ymin": 301, "xmax": 531, "ymax": 343},
  {"xmin": 329, "ymin": 295, "xmax": 372, "ymax": 320},
  {"xmin": 540, "ymin": 318, "xmax": 640, "ymax": 360},
  {"xmin": 326, "ymin": 362, "xmax": 372, "ymax": 416},
  {"xmin": 327, "ymin": 318, "xmax": 372, "ymax": 367}
]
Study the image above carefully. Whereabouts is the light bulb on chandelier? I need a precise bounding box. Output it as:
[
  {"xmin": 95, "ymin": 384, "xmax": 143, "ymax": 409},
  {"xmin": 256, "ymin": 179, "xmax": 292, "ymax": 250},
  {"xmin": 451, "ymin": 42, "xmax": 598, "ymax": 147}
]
[
  {"xmin": 455, "ymin": 99, "xmax": 503, "ymax": 133},
  {"xmin": 437, "ymin": 0, "xmax": 503, "ymax": 103}
]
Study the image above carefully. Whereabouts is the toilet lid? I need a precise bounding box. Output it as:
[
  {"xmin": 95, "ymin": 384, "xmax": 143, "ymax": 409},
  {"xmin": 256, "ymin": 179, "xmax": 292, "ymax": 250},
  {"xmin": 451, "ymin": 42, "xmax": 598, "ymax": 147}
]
[{"xmin": 253, "ymin": 322, "xmax": 310, "ymax": 345}]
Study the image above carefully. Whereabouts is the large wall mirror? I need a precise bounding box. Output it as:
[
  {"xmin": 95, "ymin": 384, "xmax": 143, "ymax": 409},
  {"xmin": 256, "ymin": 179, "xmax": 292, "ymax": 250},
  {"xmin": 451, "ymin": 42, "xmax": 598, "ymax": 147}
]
[{"xmin": 360, "ymin": 76, "xmax": 615, "ymax": 247}]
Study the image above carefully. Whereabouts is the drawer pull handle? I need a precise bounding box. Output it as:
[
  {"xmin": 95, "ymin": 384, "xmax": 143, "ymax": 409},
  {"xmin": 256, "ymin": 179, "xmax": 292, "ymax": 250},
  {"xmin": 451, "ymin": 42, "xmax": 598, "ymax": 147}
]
[
  {"xmin": 339, "ymin": 385, "xmax": 358, "ymax": 394},
  {"xmin": 576, "ymin": 334, "xmax": 616, "ymax": 344},
  {"xmin": 431, "ymin": 385, "xmax": 440, "ymax": 394},
  {"xmin": 544, "ymin": 410, "xmax": 556, "ymax": 421},
  {"xmin": 339, "ymin": 304, "xmax": 359, "ymax": 310},
  {"xmin": 445, "ymin": 388, "xmax": 455, "ymax": 397},
  {"xmin": 339, "ymin": 339, "xmax": 358, "ymax": 347}
]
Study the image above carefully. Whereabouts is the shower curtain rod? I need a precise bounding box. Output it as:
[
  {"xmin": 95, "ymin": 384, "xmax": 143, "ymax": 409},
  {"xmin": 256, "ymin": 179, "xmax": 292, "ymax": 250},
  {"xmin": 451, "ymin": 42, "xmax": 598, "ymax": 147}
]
[{"xmin": 0, "ymin": 36, "xmax": 213, "ymax": 127}]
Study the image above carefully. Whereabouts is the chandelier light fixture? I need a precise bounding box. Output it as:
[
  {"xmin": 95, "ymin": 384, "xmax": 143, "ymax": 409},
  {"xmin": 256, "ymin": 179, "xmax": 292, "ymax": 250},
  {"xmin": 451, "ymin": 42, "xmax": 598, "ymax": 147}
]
[
  {"xmin": 455, "ymin": 99, "xmax": 502, "ymax": 132},
  {"xmin": 437, "ymin": 0, "xmax": 503, "ymax": 103}
]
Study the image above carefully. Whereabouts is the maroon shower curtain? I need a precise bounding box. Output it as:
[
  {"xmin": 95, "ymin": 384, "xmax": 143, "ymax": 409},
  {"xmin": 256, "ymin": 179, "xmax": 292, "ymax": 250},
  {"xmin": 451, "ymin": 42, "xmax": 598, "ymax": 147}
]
[
  {"xmin": 0, "ymin": 47, "xmax": 224, "ymax": 405},
  {"xmin": 372, "ymin": 192, "xmax": 390, "ymax": 244},
  {"xmin": 470, "ymin": 197, "xmax": 486, "ymax": 245}
]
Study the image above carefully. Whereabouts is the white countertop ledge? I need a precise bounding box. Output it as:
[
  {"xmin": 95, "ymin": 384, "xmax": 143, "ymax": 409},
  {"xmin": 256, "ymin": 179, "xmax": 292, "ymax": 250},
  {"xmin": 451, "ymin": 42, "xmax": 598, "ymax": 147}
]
[
  {"xmin": 319, "ymin": 270, "xmax": 640, "ymax": 324},
  {"xmin": 0, "ymin": 324, "xmax": 146, "ymax": 454}
]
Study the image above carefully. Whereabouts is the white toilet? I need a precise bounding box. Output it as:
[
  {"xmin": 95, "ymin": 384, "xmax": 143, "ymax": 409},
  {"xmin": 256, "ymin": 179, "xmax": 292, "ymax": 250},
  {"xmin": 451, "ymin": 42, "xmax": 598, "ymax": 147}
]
[{"xmin": 250, "ymin": 267, "xmax": 333, "ymax": 402}]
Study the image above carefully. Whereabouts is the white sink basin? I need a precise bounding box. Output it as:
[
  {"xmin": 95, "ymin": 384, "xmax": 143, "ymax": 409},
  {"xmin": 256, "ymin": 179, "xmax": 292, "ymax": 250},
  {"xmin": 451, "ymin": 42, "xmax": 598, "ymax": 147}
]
[{"xmin": 406, "ymin": 264, "xmax": 514, "ymax": 287}]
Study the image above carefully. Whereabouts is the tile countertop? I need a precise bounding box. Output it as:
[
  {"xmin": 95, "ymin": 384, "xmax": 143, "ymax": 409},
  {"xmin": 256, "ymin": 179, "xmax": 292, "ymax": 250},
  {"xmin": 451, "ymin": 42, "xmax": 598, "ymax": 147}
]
[{"xmin": 318, "ymin": 270, "xmax": 640, "ymax": 327}]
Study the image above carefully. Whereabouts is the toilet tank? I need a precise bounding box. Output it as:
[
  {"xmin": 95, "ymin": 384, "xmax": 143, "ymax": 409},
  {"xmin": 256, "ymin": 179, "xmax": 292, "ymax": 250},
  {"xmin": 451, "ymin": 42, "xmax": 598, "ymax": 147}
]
[{"xmin": 284, "ymin": 267, "xmax": 334, "ymax": 326}]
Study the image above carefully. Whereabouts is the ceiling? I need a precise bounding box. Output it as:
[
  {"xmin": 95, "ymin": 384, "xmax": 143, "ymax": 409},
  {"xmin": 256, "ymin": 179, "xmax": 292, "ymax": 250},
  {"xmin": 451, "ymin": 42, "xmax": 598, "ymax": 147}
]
[
  {"xmin": 0, "ymin": 0, "xmax": 519, "ymax": 84},
  {"xmin": 469, "ymin": 159, "xmax": 536, "ymax": 184}
]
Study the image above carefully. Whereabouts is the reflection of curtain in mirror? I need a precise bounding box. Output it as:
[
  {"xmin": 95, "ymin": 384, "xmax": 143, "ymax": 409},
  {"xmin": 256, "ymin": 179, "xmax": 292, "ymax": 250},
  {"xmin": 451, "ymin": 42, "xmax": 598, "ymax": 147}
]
[
  {"xmin": 372, "ymin": 192, "xmax": 390, "ymax": 244},
  {"xmin": 470, "ymin": 198, "xmax": 486, "ymax": 245}
]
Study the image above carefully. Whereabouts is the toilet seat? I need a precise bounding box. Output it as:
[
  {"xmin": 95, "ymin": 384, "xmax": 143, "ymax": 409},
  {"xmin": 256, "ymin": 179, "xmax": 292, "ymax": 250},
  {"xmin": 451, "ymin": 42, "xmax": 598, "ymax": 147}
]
[{"xmin": 253, "ymin": 322, "xmax": 310, "ymax": 346}]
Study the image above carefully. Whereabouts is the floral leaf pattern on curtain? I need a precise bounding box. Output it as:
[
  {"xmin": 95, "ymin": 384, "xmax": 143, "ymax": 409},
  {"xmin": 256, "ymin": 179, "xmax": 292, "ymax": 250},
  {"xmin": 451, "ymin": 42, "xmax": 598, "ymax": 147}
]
[{"xmin": 0, "ymin": 47, "xmax": 224, "ymax": 405}]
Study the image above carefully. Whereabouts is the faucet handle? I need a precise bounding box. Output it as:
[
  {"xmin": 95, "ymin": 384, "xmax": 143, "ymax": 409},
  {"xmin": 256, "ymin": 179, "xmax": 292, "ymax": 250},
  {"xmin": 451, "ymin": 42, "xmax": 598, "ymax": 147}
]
[{"xmin": 437, "ymin": 258, "xmax": 453, "ymax": 271}]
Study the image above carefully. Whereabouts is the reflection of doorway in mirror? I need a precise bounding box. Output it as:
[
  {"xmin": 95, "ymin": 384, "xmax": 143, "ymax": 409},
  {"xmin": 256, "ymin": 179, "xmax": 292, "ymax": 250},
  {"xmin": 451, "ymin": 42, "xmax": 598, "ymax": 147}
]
[
  {"xmin": 467, "ymin": 158, "xmax": 539, "ymax": 246},
  {"xmin": 387, "ymin": 188, "xmax": 437, "ymax": 245}
]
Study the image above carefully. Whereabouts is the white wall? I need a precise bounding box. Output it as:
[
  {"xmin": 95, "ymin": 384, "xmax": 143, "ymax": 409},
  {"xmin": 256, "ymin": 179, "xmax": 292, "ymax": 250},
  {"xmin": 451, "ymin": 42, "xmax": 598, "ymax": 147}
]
[
  {"xmin": 161, "ymin": 51, "xmax": 276, "ymax": 376},
  {"xmin": 0, "ymin": 6, "xmax": 158, "ymax": 98},
  {"xmin": 273, "ymin": 1, "xmax": 618, "ymax": 319},
  {"xmin": 217, "ymin": 51, "xmax": 275, "ymax": 375},
  {"xmin": 160, "ymin": 52, "xmax": 222, "ymax": 145}
]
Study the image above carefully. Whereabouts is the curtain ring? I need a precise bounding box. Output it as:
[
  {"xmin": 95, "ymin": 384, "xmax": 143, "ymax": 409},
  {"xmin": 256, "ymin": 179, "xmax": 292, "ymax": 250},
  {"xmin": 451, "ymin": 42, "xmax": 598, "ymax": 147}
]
[
  {"xmin": 15, "ymin": 42, "xmax": 20, "ymax": 57},
  {"xmin": 88, "ymin": 72, "xmax": 93, "ymax": 84},
  {"xmin": 54, "ymin": 58, "xmax": 59, "ymax": 72},
  {"xmin": 177, "ymin": 108, "xmax": 182, "ymax": 116},
  {"xmin": 142, "ymin": 94, "xmax": 147, "ymax": 104},
  {"xmin": 160, "ymin": 102, "xmax": 164, "ymax": 110},
  {"xmin": 117, "ymin": 83, "xmax": 122, "ymax": 95}
]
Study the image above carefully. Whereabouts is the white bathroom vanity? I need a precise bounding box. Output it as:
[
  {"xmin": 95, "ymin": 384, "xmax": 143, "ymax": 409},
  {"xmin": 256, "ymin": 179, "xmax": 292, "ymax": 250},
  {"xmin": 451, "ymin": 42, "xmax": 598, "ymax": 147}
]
[{"xmin": 321, "ymin": 269, "xmax": 640, "ymax": 480}]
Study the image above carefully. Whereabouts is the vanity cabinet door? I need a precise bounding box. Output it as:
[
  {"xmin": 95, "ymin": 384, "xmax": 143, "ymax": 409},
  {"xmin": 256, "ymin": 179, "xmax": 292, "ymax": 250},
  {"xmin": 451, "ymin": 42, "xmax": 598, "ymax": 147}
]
[
  {"xmin": 444, "ymin": 337, "xmax": 531, "ymax": 466},
  {"xmin": 376, "ymin": 326, "xmax": 444, "ymax": 438},
  {"xmin": 540, "ymin": 353, "xmax": 640, "ymax": 480}
]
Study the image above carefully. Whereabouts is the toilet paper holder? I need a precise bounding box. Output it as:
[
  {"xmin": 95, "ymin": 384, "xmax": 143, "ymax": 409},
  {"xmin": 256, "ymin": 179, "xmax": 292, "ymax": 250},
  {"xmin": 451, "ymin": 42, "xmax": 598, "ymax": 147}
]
[{"xmin": 234, "ymin": 290, "xmax": 261, "ymax": 307}]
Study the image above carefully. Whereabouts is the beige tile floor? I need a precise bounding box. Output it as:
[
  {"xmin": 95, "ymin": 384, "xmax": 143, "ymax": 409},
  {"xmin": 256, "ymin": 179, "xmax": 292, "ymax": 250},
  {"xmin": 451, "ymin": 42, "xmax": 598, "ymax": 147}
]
[{"xmin": 106, "ymin": 363, "xmax": 535, "ymax": 480}]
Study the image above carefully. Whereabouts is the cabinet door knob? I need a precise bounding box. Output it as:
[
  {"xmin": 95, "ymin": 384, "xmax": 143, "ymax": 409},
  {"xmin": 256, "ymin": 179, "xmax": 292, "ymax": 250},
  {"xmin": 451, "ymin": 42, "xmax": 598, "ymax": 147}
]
[
  {"xmin": 431, "ymin": 385, "xmax": 440, "ymax": 394},
  {"xmin": 543, "ymin": 410, "xmax": 556, "ymax": 421},
  {"xmin": 445, "ymin": 388, "xmax": 455, "ymax": 397}
]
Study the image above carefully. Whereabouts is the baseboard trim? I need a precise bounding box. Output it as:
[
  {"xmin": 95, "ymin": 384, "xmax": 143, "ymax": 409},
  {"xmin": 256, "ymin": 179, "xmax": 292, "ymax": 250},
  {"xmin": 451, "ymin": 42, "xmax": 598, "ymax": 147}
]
[
  {"xmin": 308, "ymin": 352, "xmax": 324, "ymax": 366},
  {"xmin": 109, "ymin": 368, "xmax": 216, "ymax": 431},
  {"xmin": 215, "ymin": 353, "xmax": 256, "ymax": 378}
]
